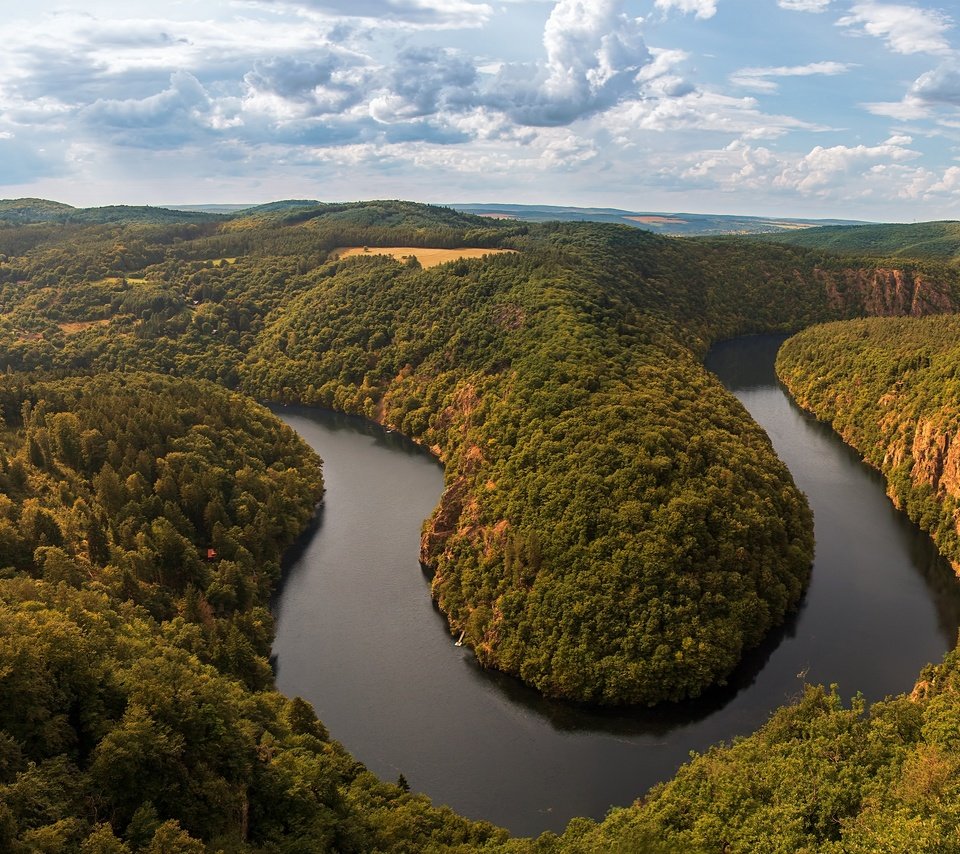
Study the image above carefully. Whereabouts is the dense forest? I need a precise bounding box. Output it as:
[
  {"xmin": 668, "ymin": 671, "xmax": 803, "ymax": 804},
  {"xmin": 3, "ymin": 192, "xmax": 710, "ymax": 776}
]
[
  {"xmin": 2, "ymin": 199, "xmax": 960, "ymax": 850},
  {"xmin": 754, "ymin": 219, "xmax": 960, "ymax": 264},
  {"xmin": 0, "ymin": 372, "xmax": 517, "ymax": 852},
  {"xmin": 778, "ymin": 315, "xmax": 960, "ymax": 584},
  {"xmin": 542, "ymin": 312, "xmax": 960, "ymax": 853}
]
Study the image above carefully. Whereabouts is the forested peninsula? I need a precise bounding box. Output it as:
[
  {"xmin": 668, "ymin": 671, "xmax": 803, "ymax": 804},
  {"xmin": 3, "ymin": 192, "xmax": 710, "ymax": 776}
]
[{"xmin": 2, "ymin": 197, "xmax": 960, "ymax": 850}]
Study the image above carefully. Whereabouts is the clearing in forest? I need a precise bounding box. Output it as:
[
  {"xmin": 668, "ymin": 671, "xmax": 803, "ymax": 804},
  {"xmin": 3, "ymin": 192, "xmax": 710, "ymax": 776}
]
[{"xmin": 58, "ymin": 319, "xmax": 112, "ymax": 335}]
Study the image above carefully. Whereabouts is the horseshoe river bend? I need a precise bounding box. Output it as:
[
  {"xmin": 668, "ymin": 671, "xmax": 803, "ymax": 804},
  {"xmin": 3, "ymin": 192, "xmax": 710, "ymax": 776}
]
[{"xmin": 270, "ymin": 333, "xmax": 960, "ymax": 837}]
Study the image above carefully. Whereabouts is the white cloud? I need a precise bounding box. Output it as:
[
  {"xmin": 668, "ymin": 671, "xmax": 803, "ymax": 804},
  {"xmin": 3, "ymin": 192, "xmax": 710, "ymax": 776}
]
[
  {"xmin": 730, "ymin": 61, "xmax": 854, "ymax": 92},
  {"xmin": 369, "ymin": 47, "xmax": 477, "ymax": 122},
  {"xmin": 927, "ymin": 165, "xmax": 960, "ymax": 193},
  {"xmin": 5, "ymin": 0, "xmax": 959, "ymax": 219},
  {"xmin": 862, "ymin": 98, "xmax": 931, "ymax": 119},
  {"xmin": 654, "ymin": 0, "xmax": 717, "ymax": 19},
  {"xmin": 604, "ymin": 89, "xmax": 828, "ymax": 138},
  {"xmin": 485, "ymin": 0, "xmax": 653, "ymax": 125},
  {"xmin": 242, "ymin": 51, "xmax": 374, "ymax": 120},
  {"xmin": 298, "ymin": 122, "xmax": 599, "ymax": 174},
  {"xmin": 680, "ymin": 141, "xmax": 779, "ymax": 186},
  {"xmin": 861, "ymin": 61, "xmax": 960, "ymax": 124},
  {"xmin": 83, "ymin": 71, "xmax": 212, "ymax": 130},
  {"xmin": 259, "ymin": 0, "xmax": 494, "ymax": 28},
  {"xmin": 837, "ymin": 3, "xmax": 953, "ymax": 56},
  {"xmin": 778, "ymin": 0, "xmax": 831, "ymax": 11},
  {"xmin": 852, "ymin": 162, "xmax": 960, "ymax": 201},
  {"xmin": 657, "ymin": 136, "xmax": 926, "ymax": 201},
  {"xmin": 775, "ymin": 140, "xmax": 920, "ymax": 193},
  {"xmin": 910, "ymin": 61, "xmax": 960, "ymax": 106}
]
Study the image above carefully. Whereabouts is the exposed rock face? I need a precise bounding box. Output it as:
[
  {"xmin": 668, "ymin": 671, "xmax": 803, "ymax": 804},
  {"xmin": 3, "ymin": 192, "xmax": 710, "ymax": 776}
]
[
  {"xmin": 911, "ymin": 418, "xmax": 960, "ymax": 501},
  {"xmin": 778, "ymin": 315, "xmax": 960, "ymax": 577},
  {"xmin": 420, "ymin": 475, "xmax": 469, "ymax": 568},
  {"xmin": 819, "ymin": 267, "xmax": 956, "ymax": 317},
  {"xmin": 419, "ymin": 443, "xmax": 485, "ymax": 570}
]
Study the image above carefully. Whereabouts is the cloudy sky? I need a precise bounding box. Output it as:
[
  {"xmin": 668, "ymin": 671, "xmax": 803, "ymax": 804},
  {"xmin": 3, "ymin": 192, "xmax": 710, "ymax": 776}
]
[{"xmin": 4, "ymin": 0, "xmax": 960, "ymax": 219}]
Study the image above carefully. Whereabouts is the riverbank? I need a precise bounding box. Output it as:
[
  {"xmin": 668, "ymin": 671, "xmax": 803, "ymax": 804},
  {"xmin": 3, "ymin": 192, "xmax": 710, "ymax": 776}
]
[{"xmin": 271, "ymin": 335, "xmax": 960, "ymax": 835}]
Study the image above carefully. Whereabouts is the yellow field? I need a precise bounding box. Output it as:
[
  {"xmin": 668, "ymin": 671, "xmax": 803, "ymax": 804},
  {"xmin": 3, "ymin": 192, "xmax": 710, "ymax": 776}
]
[{"xmin": 333, "ymin": 247, "xmax": 516, "ymax": 268}]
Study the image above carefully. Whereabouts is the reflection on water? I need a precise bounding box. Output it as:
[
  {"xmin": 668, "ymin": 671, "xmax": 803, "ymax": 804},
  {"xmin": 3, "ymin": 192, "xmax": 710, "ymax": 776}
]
[{"xmin": 270, "ymin": 338, "xmax": 960, "ymax": 836}]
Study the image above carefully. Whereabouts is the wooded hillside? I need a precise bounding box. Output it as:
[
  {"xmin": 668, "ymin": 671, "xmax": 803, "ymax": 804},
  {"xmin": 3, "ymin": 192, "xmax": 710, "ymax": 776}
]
[{"xmin": 1, "ymin": 200, "xmax": 959, "ymax": 850}]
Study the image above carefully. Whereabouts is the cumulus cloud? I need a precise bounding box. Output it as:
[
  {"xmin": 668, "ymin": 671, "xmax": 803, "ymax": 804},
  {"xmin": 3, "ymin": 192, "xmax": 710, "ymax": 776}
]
[
  {"xmin": 778, "ymin": 0, "xmax": 831, "ymax": 11},
  {"xmin": 679, "ymin": 141, "xmax": 805, "ymax": 193},
  {"xmin": 83, "ymin": 72, "xmax": 213, "ymax": 134},
  {"xmin": 370, "ymin": 47, "xmax": 477, "ymax": 123},
  {"xmin": 6, "ymin": 0, "xmax": 957, "ymax": 217},
  {"xmin": 909, "ymin": 61, "xmax": 960, "ymax": 106},
  {"xmin": 0, "ymin": 11, "xmax": 344, "ymax": 111},
  {"xmin": 862, "ymin": 61, "xmax": 960, "ymax": 123},
  {"xmin": 662, "ymin": 136, "xmax": 929, "ymax": 206},
  {"xmin": 243, "ymin": 51, "xmax": 373, "ymax": 119},
  {"xmin": 245, "ymin": 0, "xmax": 666, "ymax": 133},
  {"xmin": 485, "ymin": 0, "xmax": 652, "ymax": 125},
  {"xmin": 837, "ymin": 3, "xmax": 953, "ymax": 55},
  {"xmin": 730, "ymin": 61, "xmax": 854, "ymax": 92},
  {"xmin": 775, "ymin": 140, "xmax": 919, "ymax": 192},
  {"xmin": 927, "ymin": 165, "xmax": 960, "ymax": 194},
  {"xmin": 654, "ymin": 0, "xmax": 718, "ymax": 19}
]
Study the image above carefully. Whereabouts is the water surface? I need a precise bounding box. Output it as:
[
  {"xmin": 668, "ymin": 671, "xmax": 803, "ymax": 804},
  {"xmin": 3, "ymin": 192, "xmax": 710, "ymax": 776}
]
[{"xmin": 272, "ymin": 335, "xmax": 960, "ymax": 836}]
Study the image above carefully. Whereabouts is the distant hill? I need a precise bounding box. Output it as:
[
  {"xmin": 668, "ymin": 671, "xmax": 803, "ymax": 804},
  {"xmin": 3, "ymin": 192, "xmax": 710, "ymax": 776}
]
[
  {"xmin": 451, "ymin": 203, "xmax": 867, "ymax": 236},
  {"xmin": 225, "ymin": 199, "xmax": 321, "ymax": 217},
  {"xmin": 166, "ymin": 203, "xmax": 258, "ymax": 214},
  {"xmin": 754, "ymin": 220, "xmax": 960, "ymax": 261},
  {"xmin": 227, "ymin": 199, "xmax": 494, "ymax": 231},
  {"xmin": 0, "ymin": 198, "xmax": 224, "ymax": 225},
  {"xmin": 0, "ymin": 198, "xmax": 77, "ymax": 222},
  {"xmin": 3, "ymin": 198, "xmax": 870, "ymax": 235}
]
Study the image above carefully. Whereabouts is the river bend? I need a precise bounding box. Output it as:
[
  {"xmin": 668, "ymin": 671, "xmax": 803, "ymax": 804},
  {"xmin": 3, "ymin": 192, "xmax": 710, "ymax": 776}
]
[{"xmin": 271, "ymin": 334, "xmax": 960, "ymax": 836}]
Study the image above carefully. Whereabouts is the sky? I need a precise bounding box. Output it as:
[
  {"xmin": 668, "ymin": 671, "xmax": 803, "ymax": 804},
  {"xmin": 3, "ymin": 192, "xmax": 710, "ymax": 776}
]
[{"xmin": 3, "ymin": 0, "xmax": 960, "ymax": 219}]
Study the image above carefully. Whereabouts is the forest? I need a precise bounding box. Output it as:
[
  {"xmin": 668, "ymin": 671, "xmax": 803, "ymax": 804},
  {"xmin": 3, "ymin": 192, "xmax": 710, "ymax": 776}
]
[
  {"xmin": 778, "ymin": 316, "xmax": 960, "ymax": 595},
  {"xmin": 754, "ymin": 219, "xmax": 960, "ymax": 263},
  {"xmin": 2, "ymin": 200, "xmax": 960, "ymax": 850}
]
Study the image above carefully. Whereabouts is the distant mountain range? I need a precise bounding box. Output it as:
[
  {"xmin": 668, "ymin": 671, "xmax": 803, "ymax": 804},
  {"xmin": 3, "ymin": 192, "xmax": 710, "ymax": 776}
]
[
  {"xmin": 0, "ymin": 197, "xmax": 868, "ymax": 237},
  {"xmin": 449, "ymin": 203, "xmax": 869, "ymax": 236}
]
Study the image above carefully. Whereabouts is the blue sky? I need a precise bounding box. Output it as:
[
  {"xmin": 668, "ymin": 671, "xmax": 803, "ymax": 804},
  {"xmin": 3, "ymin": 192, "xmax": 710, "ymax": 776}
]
[{"xmin": 3, "ymin": 0, "xmax": 960, "ymax": 219}]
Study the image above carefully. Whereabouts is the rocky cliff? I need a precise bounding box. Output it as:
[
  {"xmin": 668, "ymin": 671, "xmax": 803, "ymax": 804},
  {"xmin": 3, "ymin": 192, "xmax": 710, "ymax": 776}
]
[
  {"xmin": 819, "ymin": 266, "xmax": 957, "ymax": 317},
  {"xmin": 777, "ymin": 315, "xmax": 960, "ymax": 574}
]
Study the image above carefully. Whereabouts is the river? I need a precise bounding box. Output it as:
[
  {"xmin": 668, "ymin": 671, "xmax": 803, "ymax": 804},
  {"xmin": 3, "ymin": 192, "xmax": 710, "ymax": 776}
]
[{"xmin": 271, "ymin": 333, "xmax": 960, "ymax": 837}]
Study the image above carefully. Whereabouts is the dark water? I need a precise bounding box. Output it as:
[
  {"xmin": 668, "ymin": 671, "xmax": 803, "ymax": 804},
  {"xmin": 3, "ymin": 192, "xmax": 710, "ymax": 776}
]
[{"xmin": 272, "ymin": 334, "xmax": 960, "ymax": 837}]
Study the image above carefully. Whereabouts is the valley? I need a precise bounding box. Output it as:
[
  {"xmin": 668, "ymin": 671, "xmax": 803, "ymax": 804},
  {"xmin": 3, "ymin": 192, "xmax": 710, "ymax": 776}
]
[{"xmin": 0, "ymin": 198, "xmax": 959, "ymax": 850}]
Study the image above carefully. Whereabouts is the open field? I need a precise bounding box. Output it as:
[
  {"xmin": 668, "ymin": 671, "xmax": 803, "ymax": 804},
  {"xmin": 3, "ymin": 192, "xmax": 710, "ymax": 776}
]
[
  {"xmin": 624, "ymin": 215, "xmax": 687, "ymax": 224},
  {"xmin": 333, "ymin": 246, "xmax": 517, "ymax": 268},
  {"xmin": 58, "ymin": 319, "xmax": 111, "ymax": 334}
]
